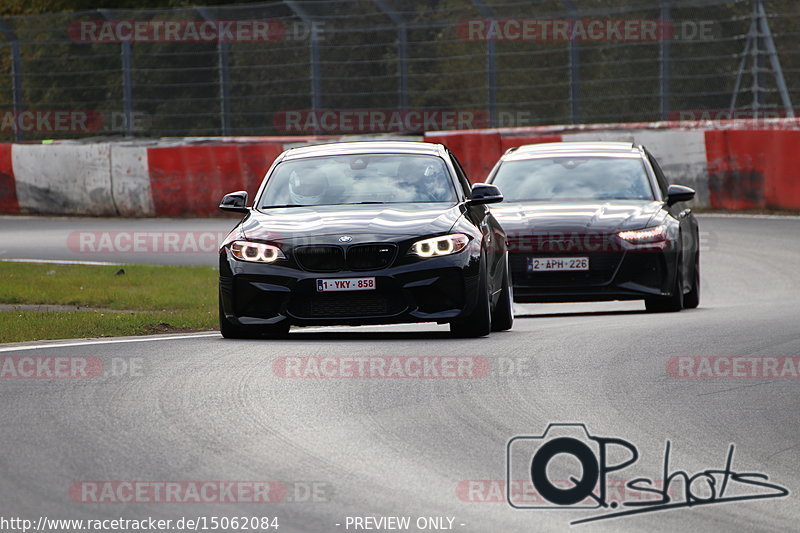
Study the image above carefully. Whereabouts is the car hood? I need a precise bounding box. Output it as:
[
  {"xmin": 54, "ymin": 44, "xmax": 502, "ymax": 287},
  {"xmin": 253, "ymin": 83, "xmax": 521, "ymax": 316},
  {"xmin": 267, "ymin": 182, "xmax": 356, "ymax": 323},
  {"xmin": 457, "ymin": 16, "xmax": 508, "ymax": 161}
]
[
  {"xmin": 491, "ymin": 200, "xmax": 663, "ymax": 233},
  {"xmin": 241, "ymin": 203, "xmax": 463, "ymax": 243}
]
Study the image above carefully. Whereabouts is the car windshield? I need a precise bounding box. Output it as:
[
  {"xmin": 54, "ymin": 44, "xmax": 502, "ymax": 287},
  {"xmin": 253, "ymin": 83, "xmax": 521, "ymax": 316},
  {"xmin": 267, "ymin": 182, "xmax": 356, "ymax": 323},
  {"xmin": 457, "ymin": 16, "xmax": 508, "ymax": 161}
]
[
  {"xmin": 258, "ymin": 154, "xmax": 457, "ymax": 208},
  {"xmin": 491, "ymin": 156, "xmax": 655, "ymax": 201}
]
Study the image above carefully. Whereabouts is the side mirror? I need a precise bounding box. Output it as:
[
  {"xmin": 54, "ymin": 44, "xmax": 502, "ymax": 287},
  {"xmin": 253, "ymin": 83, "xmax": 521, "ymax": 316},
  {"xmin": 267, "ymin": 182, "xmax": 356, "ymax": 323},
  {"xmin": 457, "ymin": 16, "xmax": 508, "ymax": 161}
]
[
  {"xmin": 219, "ymin": 191, "xmax": 249, "ymax": 213},
  {"xmin": 469, "ymin": 183, "xmax": 504, "ymax": 205},
  {"xmin": 666, "ymin": 184, "xmax": 695, "ymax": 206}
]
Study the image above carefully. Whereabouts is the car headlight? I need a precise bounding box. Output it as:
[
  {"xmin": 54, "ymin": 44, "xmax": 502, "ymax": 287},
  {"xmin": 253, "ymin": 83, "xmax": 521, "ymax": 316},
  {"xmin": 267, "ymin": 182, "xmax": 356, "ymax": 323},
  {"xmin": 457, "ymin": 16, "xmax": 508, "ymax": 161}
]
[
  {"xmin": 617, "ymin": 225, "xmax": 668, "ymax": 244},
  {"xmin": 229, "ymin": 240, "xmax": 285, "ymax": 263},
  {"xmin": 410, "ymin": 233, "xmax": 469, "ymax": 258}
]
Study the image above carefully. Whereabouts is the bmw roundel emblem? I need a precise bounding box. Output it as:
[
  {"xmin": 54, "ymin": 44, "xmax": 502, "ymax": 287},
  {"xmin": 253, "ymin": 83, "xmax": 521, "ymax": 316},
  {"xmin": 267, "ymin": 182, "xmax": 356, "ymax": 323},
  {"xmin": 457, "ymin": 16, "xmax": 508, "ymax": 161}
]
[{"xmin": 339, "ymin": 235, "xmax": 352, "ymax": 243}]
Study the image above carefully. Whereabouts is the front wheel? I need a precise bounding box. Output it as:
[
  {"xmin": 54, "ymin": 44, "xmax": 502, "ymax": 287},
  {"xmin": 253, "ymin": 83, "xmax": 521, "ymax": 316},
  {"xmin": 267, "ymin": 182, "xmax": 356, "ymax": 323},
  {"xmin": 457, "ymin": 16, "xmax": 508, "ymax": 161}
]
[
  {"xmin": 645, "ymin": 254, "xmax": 684, "ymax": 313},
  {"xmin": 450, "ymin": 259, "xmax": 492, "ymax": 338},
  {"xmin": 491, "ymin": 255, "xmax": 514, "ymax": 332},
  {"xmin": 683, "ymin": 249, "xmax": 700, "ymax": 309}
]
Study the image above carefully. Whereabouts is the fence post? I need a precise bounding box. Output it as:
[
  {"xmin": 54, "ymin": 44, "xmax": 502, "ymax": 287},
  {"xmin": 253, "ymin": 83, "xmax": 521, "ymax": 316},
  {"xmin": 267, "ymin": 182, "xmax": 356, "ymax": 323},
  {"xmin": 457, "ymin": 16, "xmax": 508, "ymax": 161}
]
[
  {"xmin": 197, "ymin": 8, "xmax": 232, "ymax": 135},
  {"xmin": 561, "ymin": 0, "xmax": 581, "ymax": 124},
  {"xmin": 0, "ymin": 19, "xmax": 24, "ymax": 141},
  {"xmin": 751, "ymin": 1, "xmax": 764, "ymax": 112},
  {"xmin": 373, "ymin": 0, "xmax": 408, "ymax": 110},
  {"xmin": 99, "ymin": 9, "xmax": 133, "ymax": 137},
  {"xmin": 659, "ymin": 0, "xmax": 671, "ymax": 121},
  {"xmin": 731, "ymin": 0, "xmax": 793, "ymax": 117},
  {"xmin": 756, "ymin": 0, "xmax": 794, "ymax": 116},
  {"xmin": 285, "ymin": 0, "xmax": 321, "ymax": 133},
  {"xmin": 469, "ymin": 0, "xmax": 496, "ymax": 127}
]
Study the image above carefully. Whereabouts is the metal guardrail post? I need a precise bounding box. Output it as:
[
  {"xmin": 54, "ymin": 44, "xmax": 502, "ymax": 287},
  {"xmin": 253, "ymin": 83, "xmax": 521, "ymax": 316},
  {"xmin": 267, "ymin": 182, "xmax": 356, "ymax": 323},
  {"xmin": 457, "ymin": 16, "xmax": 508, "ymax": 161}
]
[
  {"xmin": 197, "ymin": 8, "xmax": 232, "ymax": 136},
  {"xmin": 285, "ymin": 0, "xmax": 321, "ymax": 133},
  {"xmin": 469, "ymin": 0, "xmax": 496, "ymax": 127},
  {"xmin": 373, "ymin": 0, "xmax": 408, "ymax": 111},
  {"xmin": 99, "ymin": 9, "xmax": 133, "ymax": 137},
  {"xmin": 0, "ymin": 18, "xmax": 24, "ymax": 141},
  {"xmin": 561, "ymin": 0, "xmax": 581, "ymax": 124},
  {"xmin": 659, "ymin": 0, "xmax": 671, "ymax": 121}
]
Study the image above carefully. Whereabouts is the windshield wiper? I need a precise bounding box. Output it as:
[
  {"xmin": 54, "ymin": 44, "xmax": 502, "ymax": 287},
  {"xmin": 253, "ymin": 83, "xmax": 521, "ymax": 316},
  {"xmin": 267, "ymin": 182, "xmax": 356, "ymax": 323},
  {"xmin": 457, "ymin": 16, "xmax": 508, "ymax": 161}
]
[{"xmin": 260, "ymin": 204, "xmax": 310, "ymax": 209}]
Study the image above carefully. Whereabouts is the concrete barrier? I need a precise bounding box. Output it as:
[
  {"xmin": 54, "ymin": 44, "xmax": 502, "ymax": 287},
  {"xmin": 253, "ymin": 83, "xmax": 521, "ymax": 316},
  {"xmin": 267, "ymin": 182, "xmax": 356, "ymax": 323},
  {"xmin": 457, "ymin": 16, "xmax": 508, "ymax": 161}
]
[
  {"xmin": 0, "ymin": 144, "xmax": 18, "ymax": 214},
  {"xmin": 0, "ymin": 138, "xmax": 320, "ymax": 217},
  {"xmin": 705, "ymin": 130, "xmax": 800, "ymax": 210},
  {"xmin": 12, "ymin": 143, "xmax": 115, "ymax": 216},
  {"xmin": 111, "ymin": 145, "xmax": 154, "ymax": 216},
  {"xmin": 147, "ymin": 143, "xmax": 284, "ymax": 217}
]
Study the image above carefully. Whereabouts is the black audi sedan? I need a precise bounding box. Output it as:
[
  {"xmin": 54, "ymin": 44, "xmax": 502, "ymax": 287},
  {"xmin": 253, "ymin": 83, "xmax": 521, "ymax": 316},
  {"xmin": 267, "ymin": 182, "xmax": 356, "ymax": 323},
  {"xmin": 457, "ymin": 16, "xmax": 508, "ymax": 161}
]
[
  {"xmin": 487, "ymin": 141, "xmax": 700, "ymax": 312},
  {"xmin": 218, "ymin": 141, "xmax": 512, "ymax": 338}
]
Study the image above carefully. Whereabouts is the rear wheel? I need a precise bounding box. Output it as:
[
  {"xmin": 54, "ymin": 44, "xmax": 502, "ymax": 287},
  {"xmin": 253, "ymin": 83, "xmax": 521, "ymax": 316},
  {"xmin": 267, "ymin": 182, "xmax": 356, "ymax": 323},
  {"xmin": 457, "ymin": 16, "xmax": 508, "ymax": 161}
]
[
  {"xmin": 491, "ymin": 255, "xmax": 514, "ymax": 332},
  {"xmin": 645, "ymin": 253, "xmax": 684, "ymax": 313},
  {"xmin": 450, "ymin": 258, "xmax": 492, "ymax": 338},
  {"xmin": 683, "ymin": 249, "xmax": 700, "ymax": 309},
  {"xmin": 219, "ymin": 293, "xmax": 290, "ymax": 339}
]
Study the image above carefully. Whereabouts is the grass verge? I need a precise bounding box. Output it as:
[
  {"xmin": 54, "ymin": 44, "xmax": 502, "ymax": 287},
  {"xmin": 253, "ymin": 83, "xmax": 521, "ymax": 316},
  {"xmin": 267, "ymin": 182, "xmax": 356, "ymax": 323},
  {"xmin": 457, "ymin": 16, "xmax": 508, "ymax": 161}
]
[{"xmin": 0, "ymin": 262, "xmax": 217, "ymax": 343}]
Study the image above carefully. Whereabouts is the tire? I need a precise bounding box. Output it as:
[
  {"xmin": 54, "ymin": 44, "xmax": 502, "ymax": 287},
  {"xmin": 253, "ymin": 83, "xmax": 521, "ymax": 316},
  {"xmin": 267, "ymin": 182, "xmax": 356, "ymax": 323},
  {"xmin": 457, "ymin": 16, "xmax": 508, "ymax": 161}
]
[
  {"xmin": 645, "ymin": 253, "xmax": 684, "ymax": 313},
  {"xmin": 491, "ymin": 255, "xmax": 514, "ymax": 332},
  {"xmin": 219, "ymin": 293, "xmax": 290, "ymax": 339},
  {"xmin": 683, "ymin": 249, "xmax": 700, "ymax": 309},
  {"xmin": 450, "ymin": 258, "xmax": 492, "ymax": 338}
]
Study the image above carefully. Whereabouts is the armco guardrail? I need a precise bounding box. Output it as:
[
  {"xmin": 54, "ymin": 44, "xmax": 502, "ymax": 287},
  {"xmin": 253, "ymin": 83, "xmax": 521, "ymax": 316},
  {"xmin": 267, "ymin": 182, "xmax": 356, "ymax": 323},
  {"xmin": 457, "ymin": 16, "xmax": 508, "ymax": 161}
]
[{"xmin": 1, "ymin": 123, "xmax": 799, "ymax": 217}]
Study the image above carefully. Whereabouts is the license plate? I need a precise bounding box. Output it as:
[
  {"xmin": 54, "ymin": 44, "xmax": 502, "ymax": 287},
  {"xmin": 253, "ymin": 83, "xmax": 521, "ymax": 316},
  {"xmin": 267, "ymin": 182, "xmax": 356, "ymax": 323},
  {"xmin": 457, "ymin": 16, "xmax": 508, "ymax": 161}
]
[
  {"xmin": 316, "ymin": 277, "xmax": 376, "ymax": 292},
  {"xmin": 528, "ymin": 257, "xmax": 589, "ymax": 272}
]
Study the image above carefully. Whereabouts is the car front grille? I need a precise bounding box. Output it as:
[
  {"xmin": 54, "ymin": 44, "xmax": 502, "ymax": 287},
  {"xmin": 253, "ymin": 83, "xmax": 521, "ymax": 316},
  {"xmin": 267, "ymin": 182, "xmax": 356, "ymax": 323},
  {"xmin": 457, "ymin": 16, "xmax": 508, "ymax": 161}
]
[
  {"xmin": 293, "ymin": 243, "xmax": 397, "ymax": 272},
  {"xmin": 506, "ymin": 232, "xmax": 615, "ymax": 254},
  {"xmin": 294, "ymin": 246, "xmax": 345, "ymax": 272},
  {"xmin": 346, "ymin": 244, "xmax": 397, "ymax": 270}
]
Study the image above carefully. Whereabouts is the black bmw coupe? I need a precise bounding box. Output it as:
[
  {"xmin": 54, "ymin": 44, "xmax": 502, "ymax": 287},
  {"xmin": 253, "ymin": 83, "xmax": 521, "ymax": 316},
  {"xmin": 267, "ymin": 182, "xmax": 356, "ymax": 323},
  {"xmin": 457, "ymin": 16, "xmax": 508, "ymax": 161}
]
[
  {"xmin": 487, "ymin": 141, "xmax": 700, "ymax": 312},
  {"xmin": 218, "ymin": 141, "xmax": 512, "ymax": 338}
]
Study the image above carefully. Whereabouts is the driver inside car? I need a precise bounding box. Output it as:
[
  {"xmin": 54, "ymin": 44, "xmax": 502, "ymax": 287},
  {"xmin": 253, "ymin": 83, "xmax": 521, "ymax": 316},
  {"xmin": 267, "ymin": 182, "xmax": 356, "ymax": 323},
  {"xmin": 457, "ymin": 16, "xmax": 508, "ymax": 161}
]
[
  {"xmin": 288, "ymin": 169, "xmax": 329, "ymax": 206},
  {"xmin": 397, "ymin": 160, "xmax": 451, "ymax": 202}
]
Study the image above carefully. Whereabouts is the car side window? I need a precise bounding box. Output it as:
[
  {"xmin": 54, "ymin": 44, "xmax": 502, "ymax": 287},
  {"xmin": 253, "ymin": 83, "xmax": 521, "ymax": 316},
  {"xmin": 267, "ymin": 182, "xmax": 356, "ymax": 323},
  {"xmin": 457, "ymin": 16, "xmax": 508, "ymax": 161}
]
[
  {"xmin": 447, "ymin": 150, "xmax": 473, "ymax": 197},
  {"xmin": 646, "ymin": 152, "xmax": 670, "ymax": 198}
]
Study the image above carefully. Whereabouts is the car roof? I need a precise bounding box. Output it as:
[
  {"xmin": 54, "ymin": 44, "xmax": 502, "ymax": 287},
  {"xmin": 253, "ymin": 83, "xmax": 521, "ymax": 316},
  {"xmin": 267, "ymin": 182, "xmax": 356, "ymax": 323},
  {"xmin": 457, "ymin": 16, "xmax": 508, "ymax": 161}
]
[
  {"xmin": 502, "ymin": 141, "xmax": 643, "ymax": 161},
  {"xmin": 281, "ymin": 140, "xmax": 446, "ymax": 161}
]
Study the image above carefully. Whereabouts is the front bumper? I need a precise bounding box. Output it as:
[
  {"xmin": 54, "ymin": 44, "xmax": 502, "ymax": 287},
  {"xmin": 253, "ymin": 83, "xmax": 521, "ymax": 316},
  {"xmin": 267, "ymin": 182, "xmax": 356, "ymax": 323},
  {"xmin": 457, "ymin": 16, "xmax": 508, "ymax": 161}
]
[
  {"xmin": 219, "ymin": 249, "xmax": 481, "ymax": 327},
  {"xmin": 509, "ymin": 248, "xmax": 676, "ymax": 303}
]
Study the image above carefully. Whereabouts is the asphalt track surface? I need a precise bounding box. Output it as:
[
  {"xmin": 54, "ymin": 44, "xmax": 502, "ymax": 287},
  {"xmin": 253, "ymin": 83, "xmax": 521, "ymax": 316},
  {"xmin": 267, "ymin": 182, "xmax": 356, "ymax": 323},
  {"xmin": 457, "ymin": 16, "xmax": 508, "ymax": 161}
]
[{"xmin": 0, "ymin": 214, "xmax": 799, "ymax": 532}]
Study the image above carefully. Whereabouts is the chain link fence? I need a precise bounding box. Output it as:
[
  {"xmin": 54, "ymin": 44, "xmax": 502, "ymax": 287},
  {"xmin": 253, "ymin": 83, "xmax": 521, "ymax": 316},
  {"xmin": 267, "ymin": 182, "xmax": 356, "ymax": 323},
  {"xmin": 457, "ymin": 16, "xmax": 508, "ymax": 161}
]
[{"xmin": 0, "ymin": 0, "xmax": 797, "ymax": 141}]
